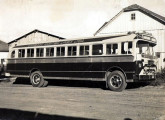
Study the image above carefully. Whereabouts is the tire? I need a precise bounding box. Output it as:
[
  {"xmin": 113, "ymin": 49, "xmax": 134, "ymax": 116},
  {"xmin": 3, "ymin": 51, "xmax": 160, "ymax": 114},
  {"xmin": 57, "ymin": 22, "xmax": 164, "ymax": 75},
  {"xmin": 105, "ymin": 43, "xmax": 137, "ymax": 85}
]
[
  {"xmin": 30, "ymin": 71, "xmax": 45, "ymax": 87},
  {"xmin": 107, "ymin": 71, "xmax": 127, "ymax": 92}
]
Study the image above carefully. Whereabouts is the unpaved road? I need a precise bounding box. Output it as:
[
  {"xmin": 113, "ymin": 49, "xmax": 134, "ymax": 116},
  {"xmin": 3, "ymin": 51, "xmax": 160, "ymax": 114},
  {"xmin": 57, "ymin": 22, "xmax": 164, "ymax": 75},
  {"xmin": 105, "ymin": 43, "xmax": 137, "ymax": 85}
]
[{"xmin": 0, "ymin": 80, "xmax": 165, "ymax": 120}]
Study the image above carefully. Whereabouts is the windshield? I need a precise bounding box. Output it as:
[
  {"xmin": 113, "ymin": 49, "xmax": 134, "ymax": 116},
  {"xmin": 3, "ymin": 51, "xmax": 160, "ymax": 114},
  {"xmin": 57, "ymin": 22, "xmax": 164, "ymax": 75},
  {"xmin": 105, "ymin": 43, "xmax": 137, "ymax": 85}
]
[{"xmin": 136, "ymin": 41, "xmax": 155, "ymax": 57}]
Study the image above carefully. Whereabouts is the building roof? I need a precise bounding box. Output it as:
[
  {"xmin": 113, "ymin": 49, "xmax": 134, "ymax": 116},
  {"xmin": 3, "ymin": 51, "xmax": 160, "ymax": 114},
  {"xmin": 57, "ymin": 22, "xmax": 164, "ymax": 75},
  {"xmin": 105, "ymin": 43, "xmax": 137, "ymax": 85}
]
[
  {"xmin": 124, "ymin": 4, "xmax": 165, "ymax": 25},
  {"xmin": 8, "ymin": 29, "xmax": 65, "ymax": 44},
  {"xmin": 94, "ymin": 4, "xmax": 165, "ymax": 36},
  {"xmin": 0, "ymin": 40, "xmax": 9, "ymax": 52}
]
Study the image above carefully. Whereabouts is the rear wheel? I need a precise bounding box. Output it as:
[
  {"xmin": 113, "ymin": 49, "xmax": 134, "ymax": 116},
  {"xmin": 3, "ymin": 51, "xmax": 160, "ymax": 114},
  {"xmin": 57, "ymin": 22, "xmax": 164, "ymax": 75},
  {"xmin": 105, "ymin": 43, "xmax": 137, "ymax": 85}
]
[
  {"xmin": 107, "ymin": 71, "xmax": 127, "ymax": 92},
  {"xmin": 30, "ymin": 71, "xmax": 45, "ymax": 87}
]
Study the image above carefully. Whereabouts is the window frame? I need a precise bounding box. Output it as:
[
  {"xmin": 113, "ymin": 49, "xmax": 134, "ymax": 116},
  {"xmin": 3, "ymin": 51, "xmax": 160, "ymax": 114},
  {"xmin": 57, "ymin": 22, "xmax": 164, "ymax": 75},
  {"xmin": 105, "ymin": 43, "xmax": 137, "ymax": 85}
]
[
  {"xmin": 36, "ymin": 48, "xmax": 44, "ymax": 57},
  {"xmin": 121, "ymin": 41, "xmax": 133, "ymax": 55},
  {"xmin": 106, "ymin": 43, "xmax": 118, "ymax": 55},
  {"xmin": 92, "ymin": 44, "xmax": 103, "ymax": 55},
  {"xmin": 56, "ymin": 46, "xmax": 65, "ymax": 57},
  {"xmin": 27, "ymin": 48, "xmax": 34, "ymax": 58},
  {"xmin": 18, "ymin": 49, "xmax": 25, "ymax": 58},
  {"xmin": 11, "ymin": 50, "xmax": 15, "ymax": 58},
  {"xmin": 67, "ymin": 46, "xmax": 77, "ymax": 56},
  {"xmin": 46, "ymin": 47, "xmax": 54, "ymax": 57},
  {"xmin": 79, "ymin": 45, "xmax": 89, "ymax": 56},
  {"xmin": 131, "ymin": 13, "xmax": 136, "ymax": 20}
]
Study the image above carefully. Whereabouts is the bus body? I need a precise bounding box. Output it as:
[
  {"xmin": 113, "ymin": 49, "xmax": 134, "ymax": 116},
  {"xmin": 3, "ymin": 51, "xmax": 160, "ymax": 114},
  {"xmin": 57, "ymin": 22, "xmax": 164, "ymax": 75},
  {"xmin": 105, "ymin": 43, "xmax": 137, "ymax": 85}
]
[{"xmin": 6, "ymin": 32, "xmax": 157, "ymax": 91}]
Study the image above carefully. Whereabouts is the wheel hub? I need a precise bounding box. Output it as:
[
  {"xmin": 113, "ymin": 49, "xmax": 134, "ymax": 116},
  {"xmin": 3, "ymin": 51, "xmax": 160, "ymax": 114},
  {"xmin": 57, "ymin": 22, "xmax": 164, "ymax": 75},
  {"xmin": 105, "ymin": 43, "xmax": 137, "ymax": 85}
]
[
  {"xmin": 110, "ymin": 75, "xmax": 122, "ymax": 88},
  {"xmin": 32, "ymin": 74, "xmax": 41, "ymax": 84}
]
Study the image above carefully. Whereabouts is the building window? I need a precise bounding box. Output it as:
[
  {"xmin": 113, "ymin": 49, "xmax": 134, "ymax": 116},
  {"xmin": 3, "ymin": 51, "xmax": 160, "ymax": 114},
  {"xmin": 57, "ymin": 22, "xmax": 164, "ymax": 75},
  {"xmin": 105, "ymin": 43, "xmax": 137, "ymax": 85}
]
[
  {"xmin": 106, "ymin": 44, "xmax": 118, "ymax": 55},
  {"xmin": 11, "ymin": 50, "xmax": 15, "ymax": 58},
  {"xmin": 80, "ymin": 45, "xmax": 89, "ymax": 56},
  {"xmin": 92, "ymin": 44, "xmax": 103, "ymax": 55},
  {"xmin": 27, "ymin": 48, "xmax": 34, "ymax": 57},
  {"xmin": 68, "ymin": 46, "xmax": 77, "ymax": 56},
  {"xmin": 57, "ymin": 47, "xmax": 65, "ymax": 56},
  {"xmin": 46, "ymin": 47, "xmax": 54, "ymax": 57},
  {"xmin": 18, "ymin": 49, "xmax": 25, "ymax": 58},
  {"xmin": 131, "ymin": 13, "xmax": 136, "ymax": 20},
  {"xmin": 36, "ymin": 48, "xmax": 44, "ymax": 57}
]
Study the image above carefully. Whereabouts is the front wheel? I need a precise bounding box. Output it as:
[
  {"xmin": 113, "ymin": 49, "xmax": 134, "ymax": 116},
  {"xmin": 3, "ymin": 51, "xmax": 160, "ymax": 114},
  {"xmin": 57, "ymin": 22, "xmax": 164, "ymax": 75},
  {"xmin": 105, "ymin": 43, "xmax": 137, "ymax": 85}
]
[
  {"xmin": 107, "ymin": 71, "xmax": 127, "ymax": 92},
  {"xmin": 30, "ymin": 71, "xmax": 45, "ymax": 87}
]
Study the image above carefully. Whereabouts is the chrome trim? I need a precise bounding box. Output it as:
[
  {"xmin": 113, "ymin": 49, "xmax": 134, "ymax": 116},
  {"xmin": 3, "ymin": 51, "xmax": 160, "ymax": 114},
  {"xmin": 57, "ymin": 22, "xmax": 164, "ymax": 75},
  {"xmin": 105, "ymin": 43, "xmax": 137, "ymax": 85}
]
[
  {"xmin": 7, "ymin": 70, "xmax": 134, "ymax": 74},
  {"xmin": 7, "ymin": 55, "xmax": 134, "ymax": 63},
  {"xmin": 43, "ymin": 76, "xmax": 106, "ymax": 81}
]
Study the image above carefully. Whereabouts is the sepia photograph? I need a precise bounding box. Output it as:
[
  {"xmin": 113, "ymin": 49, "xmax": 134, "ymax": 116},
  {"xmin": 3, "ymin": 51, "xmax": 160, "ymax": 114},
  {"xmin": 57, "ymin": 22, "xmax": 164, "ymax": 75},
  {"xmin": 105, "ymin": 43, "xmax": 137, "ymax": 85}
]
[{"xmin": 0, "ymin": 0, "xmax": 165, "ymax": 120}]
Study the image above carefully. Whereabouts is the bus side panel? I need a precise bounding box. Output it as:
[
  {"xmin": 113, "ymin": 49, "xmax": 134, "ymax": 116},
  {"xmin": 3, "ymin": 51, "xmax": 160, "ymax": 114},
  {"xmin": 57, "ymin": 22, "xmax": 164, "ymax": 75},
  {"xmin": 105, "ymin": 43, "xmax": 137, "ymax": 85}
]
[{"xmin": 7, "ymin": 56, "xmax": 135, "ymax": 80}]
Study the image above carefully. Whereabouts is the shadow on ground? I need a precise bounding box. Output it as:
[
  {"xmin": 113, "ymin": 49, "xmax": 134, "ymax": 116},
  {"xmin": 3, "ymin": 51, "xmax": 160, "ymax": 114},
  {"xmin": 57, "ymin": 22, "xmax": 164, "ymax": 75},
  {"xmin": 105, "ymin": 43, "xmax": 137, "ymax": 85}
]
[
  {"xmin": 0, "ymin": 108, "xmax": 96, "ymax": 120},
  {"xmin": 126, "ymin": 82, "xmax": 150, "ymax": 89},
  {"xmin": 13, "ymin": 78, "xmax": 149, "ymax": 90},
  {"xmin": 13, "ymin": 77, "xmax": 31, "ymax": 85}
]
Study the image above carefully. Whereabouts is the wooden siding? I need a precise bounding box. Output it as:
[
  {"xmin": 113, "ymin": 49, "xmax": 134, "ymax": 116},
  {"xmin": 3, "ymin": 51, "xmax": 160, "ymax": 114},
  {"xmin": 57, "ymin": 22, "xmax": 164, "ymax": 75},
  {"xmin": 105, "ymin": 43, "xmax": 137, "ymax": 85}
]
[{"xmin": 98, "ymin": 11, "xmax": 165, "ymax": 34}]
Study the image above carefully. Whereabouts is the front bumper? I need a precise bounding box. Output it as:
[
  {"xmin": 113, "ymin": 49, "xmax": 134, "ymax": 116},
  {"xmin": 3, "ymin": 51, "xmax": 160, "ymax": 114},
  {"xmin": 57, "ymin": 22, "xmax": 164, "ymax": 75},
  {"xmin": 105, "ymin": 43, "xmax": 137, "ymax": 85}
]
[{"xmin": 133, "ymin": 74, "xmax": 156, "ymax": 81}]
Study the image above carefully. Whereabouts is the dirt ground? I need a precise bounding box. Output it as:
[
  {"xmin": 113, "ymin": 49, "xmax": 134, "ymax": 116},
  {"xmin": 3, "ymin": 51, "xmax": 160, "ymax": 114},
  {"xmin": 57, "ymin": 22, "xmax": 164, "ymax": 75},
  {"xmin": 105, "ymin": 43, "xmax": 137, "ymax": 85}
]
[{"xmin": 0, "ymin": 79, "xmax": 165, "ymax": 120}]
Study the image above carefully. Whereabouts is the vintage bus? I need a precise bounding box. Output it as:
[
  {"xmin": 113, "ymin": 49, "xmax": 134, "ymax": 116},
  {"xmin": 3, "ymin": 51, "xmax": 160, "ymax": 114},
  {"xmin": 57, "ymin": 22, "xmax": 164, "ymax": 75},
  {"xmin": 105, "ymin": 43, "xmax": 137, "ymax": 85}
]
[{"xmin": 6, "ymin": 32, "xmax": 157, "ymax": 91}]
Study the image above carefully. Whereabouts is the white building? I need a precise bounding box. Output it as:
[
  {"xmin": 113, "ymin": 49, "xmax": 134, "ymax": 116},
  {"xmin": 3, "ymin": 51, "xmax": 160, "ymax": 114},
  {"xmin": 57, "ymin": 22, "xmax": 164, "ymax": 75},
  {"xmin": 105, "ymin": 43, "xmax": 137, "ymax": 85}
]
[{"xmin": 94, "ymin": 4, "xmax": 165, "ymax": 70}]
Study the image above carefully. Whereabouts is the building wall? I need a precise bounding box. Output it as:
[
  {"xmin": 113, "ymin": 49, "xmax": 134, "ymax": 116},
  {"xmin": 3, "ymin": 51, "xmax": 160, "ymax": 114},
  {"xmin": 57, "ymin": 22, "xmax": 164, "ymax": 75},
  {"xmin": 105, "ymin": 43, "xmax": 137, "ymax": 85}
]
[
  {"xmin": 96, "ymin": 11, "xmax": 165, "ymax": 69},
  {"xmin": 98, "ymin": 11, "xmax": 165, "ymax": 34}
]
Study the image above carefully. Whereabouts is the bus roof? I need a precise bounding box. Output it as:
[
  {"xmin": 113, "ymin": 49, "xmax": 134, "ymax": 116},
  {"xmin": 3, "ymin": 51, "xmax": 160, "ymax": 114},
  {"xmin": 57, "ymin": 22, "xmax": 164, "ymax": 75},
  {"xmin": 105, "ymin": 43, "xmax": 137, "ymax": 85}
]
[{"xmin": 14, "ymin": 32, "xmax": 156, "ymax": 48}]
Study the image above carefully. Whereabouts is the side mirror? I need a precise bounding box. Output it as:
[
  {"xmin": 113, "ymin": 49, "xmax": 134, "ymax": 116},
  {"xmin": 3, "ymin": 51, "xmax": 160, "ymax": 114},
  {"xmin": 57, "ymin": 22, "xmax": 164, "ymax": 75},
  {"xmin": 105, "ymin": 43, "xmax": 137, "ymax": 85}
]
[{"xmin": 163, "ymin": 58, "xmax": 165, "ymax": 62}]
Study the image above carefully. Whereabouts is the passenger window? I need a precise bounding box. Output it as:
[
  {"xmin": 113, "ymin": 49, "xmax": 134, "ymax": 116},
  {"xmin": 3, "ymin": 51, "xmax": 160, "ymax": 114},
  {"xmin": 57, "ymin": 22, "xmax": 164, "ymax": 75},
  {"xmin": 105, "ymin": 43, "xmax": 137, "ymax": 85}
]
[
  {"xmin": 121, "ymin": 42, "xmax": 132, "ymax": 54},
  {"xmin": 18, "ymin": 49, "xmax": 25, "ymax": 58},
  {"xmin": 80, "ymin": 45, "xmax": 89, "ymax": 56},
  {"xmin": 68, "ymin": 46, "xmax": 77, "ymax": 56},
  {"xmin": 57, "ymin": 47, "xmax": 65, "ymax": 56},
  {"xmin": 112, "ymin": 44, "xmax": 118, "ymax": 54},
  {"xmin": 121, "ymin": 42, "xmax": 127, "ymax": 54},
  {"xmin": 36, "ymin": 48, "xmax": 44, "ymax": 57},
  {"xmin": 106, "ymin": 44, "xmax": 112, "ymax": 54},
  {"xmin": 27, "ymin": 49, "xmax": 34, "ymax": 57},
  {"xmin": 11, "ymin": 50, "xmax": 15, "ymax": 58},
  {"xmin": 128, "ymin": 42, "xmax": 133, "ymax": 54},
  {"xmin": 46, "ymin": 47, "xmax": 54, "ymax": 57},
  {"xmin": 92, "ymin": 44, "xmax": 103, "ymax": 55}
]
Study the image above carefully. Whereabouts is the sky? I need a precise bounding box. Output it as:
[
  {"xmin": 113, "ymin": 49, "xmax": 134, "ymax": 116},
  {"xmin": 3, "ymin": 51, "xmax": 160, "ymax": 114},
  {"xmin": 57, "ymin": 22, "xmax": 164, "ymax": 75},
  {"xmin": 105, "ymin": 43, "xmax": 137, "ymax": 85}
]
[{"xmin": 0, "ymin": 0, "xmax": 165, "ymax": 43}]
